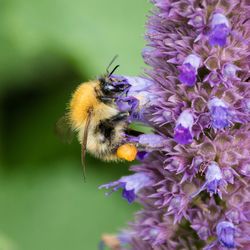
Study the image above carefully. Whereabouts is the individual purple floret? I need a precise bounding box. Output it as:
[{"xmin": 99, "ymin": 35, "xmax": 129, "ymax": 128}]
[
  {"xmin": 124, "ymin": 76, "xmax": 154, "ymax": 93},
  {"xmin": 216, "ymin": 221, "xmax": 236, "ymax": 248},
  {"xmin": 116, "ymin": 96, "xmax": 139, "ymax": 113},
  {"xmin": 99, "ymin": 172, "xmax": 153, "ymax": 203},
  {"xmin": 178, "ymin": 54, "xmax": 201, "ymax": 86},
  {"xmin": 209, "ymin": 13, "xmax": 230, "ymax": 47},
  {"xmin": 188, "ymin": 12, "xmax": 205, "ymax": 29},
  {"xmin": 222, "ymin": 63, "xmax": 241, "ymax": 81},
  {"xmin": 174, "ymin": 110, "xmax": 194, "ymax": 144},
  {"xmin": 191, "ymin": 162, "xmax": 227, "ymax": 199},
  {"xmin": 114, "ymin": 76, "xmax": 156, "ymax": 121},
  {"xmin": 204, "ymin": 71, "xmax": 222, "ymax": 87},
  {"xmin": 205, "ymin": 162, "xmax": 224, "ymax": 196},
  {"xmin": 127, "ymin": 134, "xmax": 167, "ymax": 150},
  {"xmin": 208, "ymin": 97, "xmax": 231, "ymax": 130}
]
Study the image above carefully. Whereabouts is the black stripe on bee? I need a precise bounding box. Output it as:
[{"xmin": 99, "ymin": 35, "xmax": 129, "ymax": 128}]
[{"xmin": 97, "ymin": 121, "xmax": 114, "ymax": 143}]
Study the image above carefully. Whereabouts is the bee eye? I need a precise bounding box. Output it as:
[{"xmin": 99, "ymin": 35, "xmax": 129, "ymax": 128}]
[{"xmin": 103, "ymin": 84, "xmax": 116, "ymax": 92}]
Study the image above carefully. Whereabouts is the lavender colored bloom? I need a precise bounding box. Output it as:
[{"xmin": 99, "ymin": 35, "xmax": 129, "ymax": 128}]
[
  {"xmin": 191, "ymin": 162, "xmax": 227, "ymax": 199},
  {"xmin": 100, "ymin": 1, "xmax": 250, "ymax": 249},
  {"xmin": 178, "ymin": 54, "xmax": 201, "ymax": 86},
  {"xmin": 209, "ymin": 13, "xmax": 230, "ymax": 47},
  {"xmin": 204, "ymin": 71, "xmax": 221, "ymax": 87},
  {"xmin": 174, "ymin": 110, "xmax": 194, "ymax": 144},
  {"xmin": 222, "ymin": 63, "xmax": 241, "ymax": 81},
  {"xmin": 216, "ymin": 221, "xmax": 235, "ymax": 248},
  {"xmin": 208, "ymin": 97, "xmax": 230, "ymax": 129},
  {"xmin": 178, "ymin": 63, "xmax": 196, "ymax": 86},
  {"xmin": 138, "ymin": 134, "xmax": 166, "ymax": 148},
  {"xmin": 124, "ymin": 76, "xmax": 153, "ymax": 93},
  {"xmin": 116, "ymin": 96, "xmax": 139, "ymax": 113},
  {"xmin": 114, "ymin": 76, "xmax": 156, "ymax": 121},
  {"xmin": 115, "ymin": 76, "xmax": 155, "ymax": 105},
  {"xmin": 128, "ymin": 134, "xmax": 167, "ymax": 149},
  {"xmin": 204, "ymin": 162, "xmax": 226, "ymax": 198},
  {"xmin": 99, "ymin": 173, "xmax": 153, "ymax": 203}
]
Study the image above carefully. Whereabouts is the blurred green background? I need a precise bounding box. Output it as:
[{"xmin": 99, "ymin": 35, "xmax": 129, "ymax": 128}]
[{"xmin": 0, "ymin": 1, "xmax": 150, "ymax": 249}]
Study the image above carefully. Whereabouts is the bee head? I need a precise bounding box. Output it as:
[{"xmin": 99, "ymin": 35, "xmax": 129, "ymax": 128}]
[
  {"xmin": 98, "ymin": 55, "xmax": 130, "ymax": 94},
  {"xmin": 100, "ymin": 76, "xmax": 130, "ymax": 95}
]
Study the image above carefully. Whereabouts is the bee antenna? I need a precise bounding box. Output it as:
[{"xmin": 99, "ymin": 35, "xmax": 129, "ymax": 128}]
[
  {"xmin": 108, "ymin": 64, "xmax": 120, "ymax": 77},
  {"xmin": 106, "ymin": 55, "xmax": 119, "ymax": 75}
]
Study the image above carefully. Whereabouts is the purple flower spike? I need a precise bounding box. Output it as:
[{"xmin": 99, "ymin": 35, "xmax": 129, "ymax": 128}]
[
  {"xmin": 174, "ymin": 110, "xmax": 194, "ymax": 144},
  {"xmin": 209, "ymin": 13, "xmax": 230, "ymax": 47},
  {"xmin": 178, "ymin": 54, "xmax": 201, "ymax": 86},
  {"xmin": 99, "ymin": 173, "xmax": 153, "ymax": 204},
  {"xmin": 100, "ymin": 1, "xmax": 250, "ymax": 249},
  {"xmin": 208, "ymin": 97, "xmax": 230, "ymax": 129},
  {"xmin": 216, "ymin": 221, "xmax": 235, "ymax": 248}
]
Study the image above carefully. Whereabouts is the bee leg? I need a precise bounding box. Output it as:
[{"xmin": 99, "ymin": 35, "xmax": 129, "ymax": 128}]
[
  {"xmin": 125, "ymin": 128, "xmax": 143, "ymax": 137},
  {"xmin": 99, "ymin": 96, "xmax": 115, "ymax": 104},
  {"xmin": 110, "ymin": 112, "xmax": 129, "ymax": 122}
]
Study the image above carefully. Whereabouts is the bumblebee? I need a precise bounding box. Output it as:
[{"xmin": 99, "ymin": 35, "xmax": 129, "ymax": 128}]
[{"xmin": 57, "ymin": 58, "xmax": 138, "ymax": 179}]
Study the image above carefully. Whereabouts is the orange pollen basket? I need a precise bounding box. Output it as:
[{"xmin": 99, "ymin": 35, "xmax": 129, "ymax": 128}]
[{"xmin": 116, "ymin": 143, "xmax": 138, "ymax": 161}]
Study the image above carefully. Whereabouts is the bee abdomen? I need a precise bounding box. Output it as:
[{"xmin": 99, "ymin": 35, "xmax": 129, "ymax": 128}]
[{"xmin": 85, "ymin": 119, "xmax": 126, "ymax": 161}]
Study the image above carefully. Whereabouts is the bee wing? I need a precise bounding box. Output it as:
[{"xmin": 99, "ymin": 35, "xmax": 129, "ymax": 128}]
[
  {"xmin": 81, "ymin": 108, "xmax": 93, "ymax": 182},
  {"xmin": 55, "ymin": 115, "xmax": 74, "ymax": 144}
]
